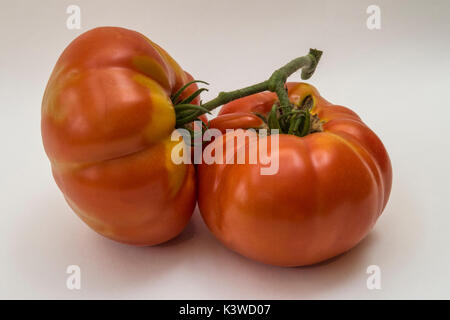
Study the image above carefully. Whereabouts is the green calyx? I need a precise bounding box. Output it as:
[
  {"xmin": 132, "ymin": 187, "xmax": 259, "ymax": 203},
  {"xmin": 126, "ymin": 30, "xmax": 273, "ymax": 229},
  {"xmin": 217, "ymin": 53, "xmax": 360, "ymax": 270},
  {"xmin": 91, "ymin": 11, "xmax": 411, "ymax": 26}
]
[
  {"xmin": 259, "ymin": 95, "xmax": 323, "ymax": 137},
  {"xmin": 171, "ymin": 80, "xmax": 212, "ymax": 127},
  {"xmin": 171, "ymin": 80, "xmax": 209, "ymax": 105}
]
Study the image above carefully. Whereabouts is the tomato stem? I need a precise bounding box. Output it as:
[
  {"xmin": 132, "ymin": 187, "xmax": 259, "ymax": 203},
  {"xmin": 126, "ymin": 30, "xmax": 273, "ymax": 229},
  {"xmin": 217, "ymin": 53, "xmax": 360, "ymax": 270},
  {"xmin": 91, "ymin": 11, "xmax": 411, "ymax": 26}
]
[{"xmin": 175, "ymin": 48, "xmax": 323, "ymax": 127}]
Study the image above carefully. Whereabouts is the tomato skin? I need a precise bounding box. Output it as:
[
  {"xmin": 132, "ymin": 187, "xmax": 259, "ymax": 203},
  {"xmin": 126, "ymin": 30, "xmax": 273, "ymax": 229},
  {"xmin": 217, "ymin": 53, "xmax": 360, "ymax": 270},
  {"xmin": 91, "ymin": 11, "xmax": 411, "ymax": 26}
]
[
  {"xmin": 42, "ymin": 27, "xmax": 198, "ymax": 245},
  {"xmin": 199, "ymin": 82, "xmax": 392, "ymax": 266},
  {"xmin": 209, "ymin": 112, "xmax": 264, "ymax": 133}
]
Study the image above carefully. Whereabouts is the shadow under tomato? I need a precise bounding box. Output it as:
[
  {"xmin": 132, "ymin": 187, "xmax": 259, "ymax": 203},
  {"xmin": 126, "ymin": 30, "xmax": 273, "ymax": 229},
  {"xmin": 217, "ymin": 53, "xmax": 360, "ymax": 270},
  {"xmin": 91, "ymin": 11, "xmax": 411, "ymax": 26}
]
[
  {"xmin": 12, "ymin": 177, "xmax": 423, "ymax": 299},
  {"xmin": 190, "ymin": 179, "xmax": 424, "ymax": 299},
  {"xmin": 298, "ymin": 233, "xmax": 380, "ymax": 269},
  {"xmin": 187, "ymin": 222, "xmax": 384, "ymax": 299}
]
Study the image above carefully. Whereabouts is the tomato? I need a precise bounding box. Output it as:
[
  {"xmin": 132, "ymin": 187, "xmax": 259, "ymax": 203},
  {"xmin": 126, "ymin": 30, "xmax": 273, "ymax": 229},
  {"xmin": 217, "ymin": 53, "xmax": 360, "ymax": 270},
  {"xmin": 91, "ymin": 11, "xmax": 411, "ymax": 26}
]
[
  {"xmin": 42, "ymin": 27, "xmax": 199, "ymax": 245},
  {"xmin": 198, "ymin": 82, "xmax": 392, "ymax": 266}
]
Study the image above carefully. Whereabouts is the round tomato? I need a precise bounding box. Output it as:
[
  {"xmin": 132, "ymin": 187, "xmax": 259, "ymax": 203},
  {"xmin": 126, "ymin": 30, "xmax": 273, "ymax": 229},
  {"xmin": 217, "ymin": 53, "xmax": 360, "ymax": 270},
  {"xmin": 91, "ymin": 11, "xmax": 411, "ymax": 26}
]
[{"xmin": 198, "ymin": 82, "xmax": 392, "ymax": 266}]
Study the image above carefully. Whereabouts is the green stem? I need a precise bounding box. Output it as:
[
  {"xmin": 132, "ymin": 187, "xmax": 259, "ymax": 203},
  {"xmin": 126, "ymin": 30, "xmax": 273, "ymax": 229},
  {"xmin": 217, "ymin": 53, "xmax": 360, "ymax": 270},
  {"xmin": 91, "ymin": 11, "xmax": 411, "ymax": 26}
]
[{"xmin": 176, "ymin": 48, "xmax": 323, "ymax": 126}]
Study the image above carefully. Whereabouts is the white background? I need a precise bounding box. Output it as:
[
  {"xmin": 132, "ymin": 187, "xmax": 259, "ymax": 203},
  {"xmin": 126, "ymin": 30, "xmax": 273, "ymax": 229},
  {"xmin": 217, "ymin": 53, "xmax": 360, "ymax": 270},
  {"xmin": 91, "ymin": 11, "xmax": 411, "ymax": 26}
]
[{"xmin": 0, "ymin": 0, "xmax": 449, "ymax": 299}]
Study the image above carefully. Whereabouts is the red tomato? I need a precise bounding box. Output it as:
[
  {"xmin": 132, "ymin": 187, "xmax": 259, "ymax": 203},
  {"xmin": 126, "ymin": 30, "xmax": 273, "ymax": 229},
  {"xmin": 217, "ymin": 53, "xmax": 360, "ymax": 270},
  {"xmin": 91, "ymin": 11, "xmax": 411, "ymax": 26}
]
[
  {"xmin": 198, "ymin": 82, "xmax": 392, "ymax": 266},
  {"xmin": 42, "ymin": 27, "xmax": 200, "ymax": 245}
]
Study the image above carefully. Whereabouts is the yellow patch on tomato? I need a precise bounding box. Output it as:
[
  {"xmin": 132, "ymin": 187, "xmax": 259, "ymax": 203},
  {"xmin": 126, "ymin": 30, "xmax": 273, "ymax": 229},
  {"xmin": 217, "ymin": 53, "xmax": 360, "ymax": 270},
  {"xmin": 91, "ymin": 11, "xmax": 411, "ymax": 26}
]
[
  {"xmin": 163, "ymin": 136, "xmax": 187, "ymax": 198},
  {"xmin": 132, "ymin": 55, "xmax": 171, "ymax": 91},
  {"xmin": 133, "ymin": 74, "xmax": 176, "ymax": 145}
]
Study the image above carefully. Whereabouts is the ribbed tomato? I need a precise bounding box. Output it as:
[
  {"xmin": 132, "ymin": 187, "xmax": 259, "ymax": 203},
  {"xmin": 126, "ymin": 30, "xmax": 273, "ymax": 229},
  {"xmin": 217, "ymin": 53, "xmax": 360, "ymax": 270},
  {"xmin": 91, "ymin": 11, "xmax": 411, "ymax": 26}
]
[
  {"xmin": 42, "ymin": 27, "xmax": 200, "ymax": 245},
  {"xmin": 198, "ymin": 82, "xmax": 392, "ymax": 266}
]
